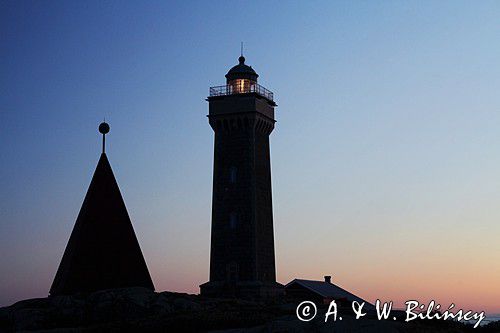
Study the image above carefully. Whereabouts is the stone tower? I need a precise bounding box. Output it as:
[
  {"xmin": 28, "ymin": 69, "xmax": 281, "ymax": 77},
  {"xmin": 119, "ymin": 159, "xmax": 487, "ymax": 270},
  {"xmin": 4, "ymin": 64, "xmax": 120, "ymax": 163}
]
[{"xmin": 200, "ymin": 55, "xmax": 282, "ymax": 299}]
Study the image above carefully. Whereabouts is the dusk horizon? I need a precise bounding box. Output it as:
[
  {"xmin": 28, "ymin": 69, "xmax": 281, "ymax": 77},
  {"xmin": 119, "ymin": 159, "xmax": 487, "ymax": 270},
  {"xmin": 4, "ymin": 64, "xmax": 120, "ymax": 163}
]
[{"xmin": 1, "ymin": 1, "xmax": 499, "ymax": 326}]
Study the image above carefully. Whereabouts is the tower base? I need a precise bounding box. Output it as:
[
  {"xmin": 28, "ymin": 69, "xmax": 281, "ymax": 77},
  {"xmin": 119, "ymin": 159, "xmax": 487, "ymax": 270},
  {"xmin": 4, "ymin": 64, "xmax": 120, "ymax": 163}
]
[{"xmin": 200, "ymin": 281, "xmax": 284, "ymax": 300}]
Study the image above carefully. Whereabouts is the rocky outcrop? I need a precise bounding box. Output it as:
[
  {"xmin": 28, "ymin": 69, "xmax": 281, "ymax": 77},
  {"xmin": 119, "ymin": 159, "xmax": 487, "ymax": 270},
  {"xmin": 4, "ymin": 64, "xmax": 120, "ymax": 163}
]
[
  {"xmin": 0, "ymin": 287, "xmax": 279, "ymax": 332},
  {"xmin": 1, "ymin": 288, "xmax": 498, "ymax": 332}
]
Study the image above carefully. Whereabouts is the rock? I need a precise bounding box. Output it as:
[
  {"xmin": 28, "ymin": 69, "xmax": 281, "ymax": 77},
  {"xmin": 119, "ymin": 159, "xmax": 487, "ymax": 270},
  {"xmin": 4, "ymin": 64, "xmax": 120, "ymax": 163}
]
[
  {"xmin": 172, "ymin": 297, "xmax": 201, "ymax": 312},
  {"xmin": 152, "ymin": 293, "xmax": 173, "ymax": 315},
  {"xmin": 11, "ymin": 307, "xmax": 50, "ymax": 331},
  {"xmin": 0, "ymin": 289, "xmax": 492, "ymax": 332}
]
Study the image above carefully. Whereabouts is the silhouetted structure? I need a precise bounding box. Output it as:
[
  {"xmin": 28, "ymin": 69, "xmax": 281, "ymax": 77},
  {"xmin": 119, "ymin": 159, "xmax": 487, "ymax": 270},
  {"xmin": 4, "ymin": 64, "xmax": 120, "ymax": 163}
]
[
  {"xmin": 285, "ymin": 276, "xmax": 374, "ymax": 309},
  {"xmin": 200, "ymin": 55, "xmax": 283, "ymax": 299},
  {"xmin": 50, "ymin": 122, "xmax": 154, "ymax": 295}
]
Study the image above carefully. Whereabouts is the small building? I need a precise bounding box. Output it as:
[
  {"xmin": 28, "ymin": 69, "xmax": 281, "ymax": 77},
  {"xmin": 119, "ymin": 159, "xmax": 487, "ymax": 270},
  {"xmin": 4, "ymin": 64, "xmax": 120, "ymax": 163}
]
[{"xmin": 285, "ymin": 276, "xmax": 375, "ymax": 310}]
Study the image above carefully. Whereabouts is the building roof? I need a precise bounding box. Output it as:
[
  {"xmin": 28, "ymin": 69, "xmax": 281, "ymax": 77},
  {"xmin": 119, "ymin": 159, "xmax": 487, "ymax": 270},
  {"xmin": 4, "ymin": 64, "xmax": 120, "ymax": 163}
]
[
  {"xmin": 285, "ymin": 279, "xmax": 374, "ymax": 308},
  {"xmin": 50, "ymin": 152, "xmax": 154, "ymax": 295},
  {"xmin": 225, "ymin": 56, "xmax": 259, "ymax": 82}
]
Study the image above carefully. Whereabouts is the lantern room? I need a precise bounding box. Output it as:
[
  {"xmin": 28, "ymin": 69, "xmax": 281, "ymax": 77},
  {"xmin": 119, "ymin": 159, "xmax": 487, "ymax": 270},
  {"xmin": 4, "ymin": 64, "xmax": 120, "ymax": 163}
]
[
  {"xmin": 225, "ymin": 55, "xmax": 259, "ymax": 94},
  {"xmin": 208, "ymin": 56, "xmax": 275, "ymax": 104}
]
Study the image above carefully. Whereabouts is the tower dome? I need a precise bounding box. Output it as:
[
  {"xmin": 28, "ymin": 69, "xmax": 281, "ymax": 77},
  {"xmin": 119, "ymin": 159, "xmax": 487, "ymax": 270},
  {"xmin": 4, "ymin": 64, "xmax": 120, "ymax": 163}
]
[{"xmin": 225, "ymin": 56, "xmax": 259, "ymax": 83}]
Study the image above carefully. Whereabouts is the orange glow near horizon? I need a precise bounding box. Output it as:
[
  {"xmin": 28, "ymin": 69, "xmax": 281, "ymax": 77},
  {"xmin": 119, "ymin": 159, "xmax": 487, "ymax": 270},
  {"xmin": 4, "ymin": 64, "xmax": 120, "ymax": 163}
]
[
  {"xmin": 143, "ymin": 211, "xmax": 500, "ymax": 315},
  {"xmin": 145, "ymin": 243, "xmax": 500, "ymax": 314},
  {"xmin": 147, "ymin": 265, "xmax": 500, "ymax": 315}
]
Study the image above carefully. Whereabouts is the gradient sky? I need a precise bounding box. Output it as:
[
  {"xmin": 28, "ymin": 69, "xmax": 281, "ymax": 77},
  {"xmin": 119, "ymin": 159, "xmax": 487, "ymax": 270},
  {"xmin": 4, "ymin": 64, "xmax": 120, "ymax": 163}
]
[{"xmin": 1, "ymin": 1, "xmax": 499, "ymax": 313}]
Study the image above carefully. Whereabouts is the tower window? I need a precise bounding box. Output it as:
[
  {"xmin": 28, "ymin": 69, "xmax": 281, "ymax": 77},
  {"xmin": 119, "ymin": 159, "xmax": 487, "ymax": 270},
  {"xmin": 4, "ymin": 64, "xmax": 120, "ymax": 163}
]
[
  {"xmin": 229, "ymin": 212, "xmax": 238, "ymax": 229},
  {"xmin": 226, "ymin": 261, "xmax": 238, "ymax": 282},
  {"xmin": 229, "ymin": 166, "xmax": 237, "ymax": 183}
]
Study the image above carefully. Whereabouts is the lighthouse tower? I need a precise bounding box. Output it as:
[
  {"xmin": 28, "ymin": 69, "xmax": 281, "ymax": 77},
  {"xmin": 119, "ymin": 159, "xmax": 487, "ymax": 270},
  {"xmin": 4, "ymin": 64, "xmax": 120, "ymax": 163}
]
[{"xmin": 200, "ymin": 55, "xmax": 282, "ymax": 299}]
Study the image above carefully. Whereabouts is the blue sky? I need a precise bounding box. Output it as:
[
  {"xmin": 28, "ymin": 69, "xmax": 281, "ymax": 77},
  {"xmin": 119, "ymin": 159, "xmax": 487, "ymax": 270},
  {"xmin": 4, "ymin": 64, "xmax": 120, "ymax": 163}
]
[{"xmin": 1, "ymin": 1, "xmax": 499, "ymax": 312}]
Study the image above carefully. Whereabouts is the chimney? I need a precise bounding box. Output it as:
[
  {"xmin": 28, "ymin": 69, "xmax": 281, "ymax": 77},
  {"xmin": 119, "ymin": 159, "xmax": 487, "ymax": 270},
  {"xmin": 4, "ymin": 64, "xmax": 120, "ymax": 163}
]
[{"xmin": 324, "ymin": 275, "xmax": 331, "ymax": 284}]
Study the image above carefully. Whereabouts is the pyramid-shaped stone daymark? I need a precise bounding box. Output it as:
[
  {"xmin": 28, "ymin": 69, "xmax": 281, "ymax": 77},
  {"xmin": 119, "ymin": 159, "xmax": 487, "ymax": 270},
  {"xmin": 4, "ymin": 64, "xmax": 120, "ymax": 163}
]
[{"xmin": 50, "ymin": 152, "xmax": 154, "ymax": 295}]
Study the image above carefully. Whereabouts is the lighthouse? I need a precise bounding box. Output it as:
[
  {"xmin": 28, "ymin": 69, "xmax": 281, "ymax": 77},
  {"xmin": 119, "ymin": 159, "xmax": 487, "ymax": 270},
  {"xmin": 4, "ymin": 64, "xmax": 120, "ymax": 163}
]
[{"xmin": 200, "ymin": 55, "xmax": 282, "ymax": 299}]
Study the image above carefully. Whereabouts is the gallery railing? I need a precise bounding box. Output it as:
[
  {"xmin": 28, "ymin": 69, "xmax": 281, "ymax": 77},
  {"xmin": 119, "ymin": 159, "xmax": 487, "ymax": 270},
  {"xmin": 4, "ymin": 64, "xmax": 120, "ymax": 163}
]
[{"xmin": 209, "ymin": 83, "xmax": 274, "ymax": 101}]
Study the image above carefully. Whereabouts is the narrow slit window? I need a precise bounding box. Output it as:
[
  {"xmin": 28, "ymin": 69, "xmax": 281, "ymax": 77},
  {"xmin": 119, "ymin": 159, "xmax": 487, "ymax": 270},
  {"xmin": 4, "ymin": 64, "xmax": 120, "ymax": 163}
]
[
  {"xmin": 229, "ymin": 166, "xmax": 237, "ymax": 183},
  {"xmin": 229, "ymin": 212, "xmax": 238, "ymax": 229}
]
